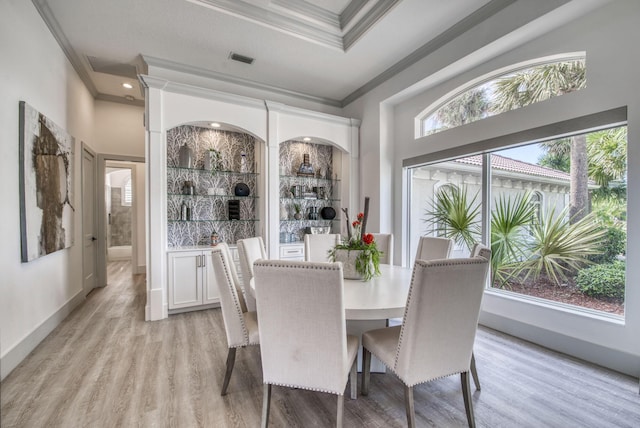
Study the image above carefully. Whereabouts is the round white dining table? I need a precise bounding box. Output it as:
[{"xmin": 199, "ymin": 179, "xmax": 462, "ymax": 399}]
[{"xmin": 343, "ymin": 264, "xmax": 412, "ymax": 320}]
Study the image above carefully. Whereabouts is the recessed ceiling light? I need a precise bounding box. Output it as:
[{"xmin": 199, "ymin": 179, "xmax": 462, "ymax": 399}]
[
  {"xmin": 122, "ymin": 82, "xmax": 133, "ymax": 89},
  {"xmin": 303, "ymin": 137, "xmax": 311, "ymax": 142},
  {"xmin": 210, "ymin": 122, "xmax": 221, "ymax": 128}
]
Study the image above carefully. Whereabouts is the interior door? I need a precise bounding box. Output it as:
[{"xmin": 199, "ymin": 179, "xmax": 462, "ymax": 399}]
[{"xmin": 82, "ymin": 146, "xmax": 98, "ymax": 296}]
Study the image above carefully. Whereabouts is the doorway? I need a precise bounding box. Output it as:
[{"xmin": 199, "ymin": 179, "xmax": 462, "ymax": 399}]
[{"xmin": 96, "ymin": 155, "xmax": 145, "ymax": 287}]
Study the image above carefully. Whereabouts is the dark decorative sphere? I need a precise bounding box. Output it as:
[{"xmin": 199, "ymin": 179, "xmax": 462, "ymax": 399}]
[
  {"xmin": 234, "ymin": 182, "xmax": 250, "ymax": 197},
  {"xmin": 320, "ymin": 206, "xmax": 336, "ymax": 220}
]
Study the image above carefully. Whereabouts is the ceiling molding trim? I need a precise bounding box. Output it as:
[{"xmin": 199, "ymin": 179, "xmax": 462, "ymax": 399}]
[
  {"xmin": 271, "ymin": 0, "xmax": 340, "ymax": 28},
  {"xmin": 96, "ymin": 93, "xmax": 145, "ymax": 107},
  {"xmin": 268, "ymin": 101, "xmax": 355, "ymax": 126},
  {"xmin": 140, "ymin": 75, "xmax": 273, "ymax": 110},
  {"xmin": 343, "ymin": 0, "xmax": 401, "ymax": 51},
  {"xmin": 341, "ymin": 0, "xmax": 519, "ymax": 106},
  {"xmin": 340, "ymin": 0, "xmax": 370, "ymax": 29},
  {"xmin": 31, "ymin": 0, "xmax": 98, "ymax": 96},
  {"xmin": 143, "ymin": 55, "xmax": 342, "ymax": 107},
  {"xmin": 189, "ymin": 0, "xmax": 343, "ymax": 49}
]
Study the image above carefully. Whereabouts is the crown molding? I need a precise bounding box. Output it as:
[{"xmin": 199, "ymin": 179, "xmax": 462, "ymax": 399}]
[
  {"xmin": 96, "ymin": 93, "xmax": 145, "ymax": 107},
  {"xmin": 341, "ymin": 0, "xmax": 520, "ymax": 106},
  {"xmin": 31, "ymin": 0, "xmax": 98, "ymax": 96},
  {"xmin": 188, "ymin": 0, "xmax": 400, "ymax": 51},
  {"xmin": 265, "ymin": 100, "xmax": 358, "ymax": 127},
  {"xmin": 143, "ymin": 55, "xmax": 342, "ymax": 107}
]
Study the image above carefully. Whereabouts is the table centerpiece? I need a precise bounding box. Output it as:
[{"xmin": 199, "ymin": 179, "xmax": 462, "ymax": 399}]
[{"xmin": 328, "ymin": 196, "xmax": 382, "ymax": 281}]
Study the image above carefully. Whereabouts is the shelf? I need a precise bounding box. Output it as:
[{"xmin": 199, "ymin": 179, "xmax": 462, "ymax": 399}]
[
  {"xmin": 280, "ymin": 219, "xmax": 340, "ymax": 223},
  {"xmin": 280, "ymin": 175, "xmax": 339, "ymax": 182},
  {"xmin": 169, "ymin": 193, "xmax": 259, "ymax": 199},
  {"xmin": 169, "ymin": 219, "xmax": 260, "ymax": 223},
  {"xmin": 280, "ymin": 197, "xmax": 339, "ymax": 202},
  {"xmin": 168, "ymin": 166, "xmax": 259, "ymax": 176}
]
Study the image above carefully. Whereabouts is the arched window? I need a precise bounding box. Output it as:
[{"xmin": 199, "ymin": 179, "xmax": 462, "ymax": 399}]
[
  {"xmin": 529, "ymin": 191, "xmax": 543, "ymax": 235},
  {"xmin": 416, "ymin": 53, "xmax": 586, "ymax": 137}
]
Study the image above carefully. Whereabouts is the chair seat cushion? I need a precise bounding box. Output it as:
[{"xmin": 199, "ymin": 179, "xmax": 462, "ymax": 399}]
[
  {"xmin": 362, "ymin": 325, "xmax": 401, "ymax": 370},
  {"xmin": 243, "ymin": 311, "xmax": 260, "ymax": 345}
]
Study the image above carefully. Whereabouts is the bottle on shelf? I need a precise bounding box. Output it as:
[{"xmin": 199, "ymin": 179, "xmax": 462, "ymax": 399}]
[
  {"xmin": 180, "ymin": 201, "xmax": 188, "ymax": 221},
  {"xmin": 240, "ymin": 152, "xmax": 248, "ymax": 173}
]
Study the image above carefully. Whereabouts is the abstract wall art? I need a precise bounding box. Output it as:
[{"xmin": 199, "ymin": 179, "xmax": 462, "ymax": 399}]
[{"xmin": 19, "ymin": 101, "xmax": 75, "ymax": 262}]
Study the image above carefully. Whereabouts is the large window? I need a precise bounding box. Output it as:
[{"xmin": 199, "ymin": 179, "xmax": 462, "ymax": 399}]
[
  {"xmin": 417, "ymin": 55, "xmax": 586, "ymax": 137},
  {"xmin": 411, "ymin": 126, "xmax": 627, "ymax": 316}
]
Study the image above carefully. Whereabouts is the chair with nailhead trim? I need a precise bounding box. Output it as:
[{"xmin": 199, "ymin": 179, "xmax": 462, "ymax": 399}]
[
  {"xmin": 361, "ymin": 255, "xmax": 490, "ymax": 428},
  {"xmin": 415, "ymin": 235, "xmax": 453, "ymax": 262},
  {"xmin": 371, "ymin": 233, "xmax": 393, "ymax": 265},
  {"xmin": 304, "ymin": 233, "xmax": 341, "ymax": 262},
  {"xmin": 211, "ymin": 243, "xmax": 259, "ymax": 395},
  {"xmin": 237, "ymin": 236, "xmax": 267, "ymax": 312},
  {"xmin": 253, "ymin": 259, "xmax": 358, "ymax": 428}
]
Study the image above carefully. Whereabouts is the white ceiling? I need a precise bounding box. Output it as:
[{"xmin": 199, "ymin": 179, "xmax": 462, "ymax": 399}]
[{"xmin": 33, "ymin": 0, "xmax": 589, "ymax": 108}]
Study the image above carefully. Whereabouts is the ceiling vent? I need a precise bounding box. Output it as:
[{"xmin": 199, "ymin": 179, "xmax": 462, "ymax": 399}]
[{"xmin": 229, "ymin": 52, "xmax": 254, "ymax": 65}]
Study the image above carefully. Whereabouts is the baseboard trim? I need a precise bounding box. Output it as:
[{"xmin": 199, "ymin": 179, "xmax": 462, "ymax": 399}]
[
  {"xmin": 1, "ymin": 290, "xmax": 85, "ymax": 381},
  {"xmin": 134, "ymin": 264, "xmax": 145, "ymax": 275}
]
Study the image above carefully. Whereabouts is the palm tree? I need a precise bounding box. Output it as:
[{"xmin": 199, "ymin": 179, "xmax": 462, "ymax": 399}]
[
  {"xmin": 493, "ymin": 60, "xmax": 588, "ymax": 222},
  {"xmin": 433, "ymin": 88, "xmax": 489, "ymax": 132}
]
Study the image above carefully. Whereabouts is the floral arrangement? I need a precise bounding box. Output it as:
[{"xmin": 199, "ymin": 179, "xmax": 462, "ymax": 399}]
[{"xmin": 328, "ymin": 196, "xmax": 382, "ymax": 280}]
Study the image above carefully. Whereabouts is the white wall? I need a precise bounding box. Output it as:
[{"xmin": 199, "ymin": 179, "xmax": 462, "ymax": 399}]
[
  {"xmin": 345, "ymin": 0, "xmax": 640, "ymax": 374},
  {"xmin": 94, "ymin": 100, "xmax": 145, "ymax": 157},
  {"xmin": 0, "ymin": 0, "xmax": 96, "ymax": 379}
]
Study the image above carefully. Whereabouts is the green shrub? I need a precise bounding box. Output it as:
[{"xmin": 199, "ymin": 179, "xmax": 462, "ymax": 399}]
[
  {"xmin": 575, "ymin": 261, "xmax": 625, "ymax": 300},
  {"xmin": 588, "ymin": 226, "xmax": 626, "ymax": 264}
]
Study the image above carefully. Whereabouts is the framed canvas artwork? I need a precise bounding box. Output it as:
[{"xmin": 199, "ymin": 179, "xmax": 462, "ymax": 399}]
[{"xmin": 19, "ymin": 101, "xmax": 75, "ymax": 262}]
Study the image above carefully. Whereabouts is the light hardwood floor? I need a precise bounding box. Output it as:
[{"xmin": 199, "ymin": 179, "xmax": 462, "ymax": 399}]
[{"xmin": 2, "ymin": 261, "xmax": 639, "ymax": 427}]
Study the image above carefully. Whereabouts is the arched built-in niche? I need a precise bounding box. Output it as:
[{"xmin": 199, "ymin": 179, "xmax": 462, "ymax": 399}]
[
  {"xmin": 278, "ymin": 137, "xmax": 345, "ymax": 243},
  {"xmin": 166, "ymin": 122, "xmax": 266, "ymax": 247}
]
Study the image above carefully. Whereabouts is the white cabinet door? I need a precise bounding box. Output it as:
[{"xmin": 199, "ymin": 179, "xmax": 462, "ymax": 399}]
[
  {"xmin": 202, "ymin": 250, "xmax": 221, "ymax": 305},
  {"xmin": 280, "ymin": 243, "xmax": 305, "ymax": 261},
  {"xmin": 168, "ymin": 251, "xmax": 203, "ymax": 309}
]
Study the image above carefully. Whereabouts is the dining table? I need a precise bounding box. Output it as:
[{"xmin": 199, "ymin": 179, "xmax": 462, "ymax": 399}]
[{"xmin": 250, "ymin": 263, "xmax": 414, "ymax": 372}]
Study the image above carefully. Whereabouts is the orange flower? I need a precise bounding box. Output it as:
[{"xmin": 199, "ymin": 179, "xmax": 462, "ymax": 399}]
[
  {"xmin": 352, "ymin": 220, "xmax": 361, "ymax": 228},
  {"xmin": 363, "ymin": 233, "xmax": 374, "ymax": 245},
  {"xmin": 357, "ymin": 212, "xmax": 364, "ymax": 220}
]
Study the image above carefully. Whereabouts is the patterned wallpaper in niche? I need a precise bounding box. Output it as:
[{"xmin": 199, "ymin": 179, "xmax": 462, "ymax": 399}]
[
  {"xmin": 167, "ymin": 125, "xmax": 260, "ymax": 247},
  {"xmin": 279, "ymin": 141, "xmax": 333, "ymax": 178}
]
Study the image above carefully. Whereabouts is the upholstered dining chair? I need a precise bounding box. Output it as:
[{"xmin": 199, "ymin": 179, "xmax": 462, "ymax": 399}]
[
  {"xmin": 304, "ymin": 233, "xmax": 340, "ymax": 262},
  {"xmin": 211, "ymin": 243, "xmax": 260, "ymax": 396},
  {"xmin": 253, "ymin": 259, "xmax": 358, "ymax": 428},
  {"xmin": 361, "ymin": 255, "xmax": 490, "ymax": 428},
  {"xmin": 415, "ymin": 235, "xmax": 453, "ymax": 262},
  {"xmin": 467, "ymin": 242, "xmax": 492, "ymax": 391},
  {"xmin": 371, "ymin": 233, "xmax": 393, "ymax": 265},
  {"xmin": 236, "ymin": 236, "xmax": 267, "ymax": 312}
]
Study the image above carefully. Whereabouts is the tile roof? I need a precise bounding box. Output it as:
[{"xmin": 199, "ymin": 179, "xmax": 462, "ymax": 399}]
[{"xmin": 455, "ymin": 154, "xmax": 571, "ymax": 181}]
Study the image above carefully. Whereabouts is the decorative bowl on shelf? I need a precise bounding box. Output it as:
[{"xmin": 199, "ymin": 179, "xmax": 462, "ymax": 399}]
[{"xmin": 306, "ymin": 226, "xmax": 330, "ymax": 234}]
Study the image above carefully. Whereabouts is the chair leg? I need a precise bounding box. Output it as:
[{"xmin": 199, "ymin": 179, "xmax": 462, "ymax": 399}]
[
  {"xmin": 470, "ymin": 352, "xmax": 481, "ymax": 391},
  {"xmin": 361, "ymin": 348, "xmax": 372, "ymax": 396},
  {"xmin": 221, "ymin": 348, "xmax": 237, "ymax": 396},
  {"xmin": 349, "ymin": 359, "xmax": 357, "ymax": 399},
  {"xmin": 461, "ymin": 372, "xmax": 476, "ymax": 428},
  {"xmin": 261, "ymin": 384, "xmax": 272, "ymax": 428},
  {"xmin": 404, "ymin": 385, "xmax": 416, "ymax": 428},
  {"xmin": 336, "ymin": 394, "xmax": 344, "ymax": 428}
]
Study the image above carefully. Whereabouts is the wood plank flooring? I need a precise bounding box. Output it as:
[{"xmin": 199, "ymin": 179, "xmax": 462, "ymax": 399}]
[{"xmin": 2, "ymin": 261, "xmax": 639, "ymax": 427}]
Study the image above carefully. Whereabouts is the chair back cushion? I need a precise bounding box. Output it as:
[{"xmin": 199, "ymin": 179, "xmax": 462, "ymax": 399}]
[
  {"xmin": 237, "ymin": 236, "xmax": 267, "ymax": 288},
  {"xmin": 470, "ymin": 242, "xmax": 492, "ymax": 261},
  {"xmin": 394, "ymin": 256, "xmax": 490, "ymax": 386},
  {"xmin": 304, "ymin": 233, "xmax": 340, "ymax": 262},
  {"xmin": 371, "ymin": 233, "xmax": 393, "ymax": 265},
  {"xmin": 254, "ymin": 259, "xmax": 349, "ymax": 394},
  {"xmin": 415, "ymin": 236, "xmax": 453, "ymax": 262},
  {"xmin": 211, "ymin": 243, "xmax": 250, "ymax": 348}
]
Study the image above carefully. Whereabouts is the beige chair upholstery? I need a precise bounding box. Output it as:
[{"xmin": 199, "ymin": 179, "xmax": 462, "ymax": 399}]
[
  {"xmin": 236, "ymin": 236, "xmax": 267, "ymax": 312},
  {"xmin": 415, "ymin": 235, "xmax": 453, "ymax": 262},
  {"xmin": 361, "ymin": 255, "xmax": 490, "ymax": 428},
  {"xmin": 371, "ymin": 233, "xmax": 393, "ymax": 265},
  {"xmin": 210, "ymin": 243, "xmax": 259, "ymax": 395},
  {"xmin": 253, "ymin": 259, "xmax": 358, "ymax": 428},
  {"xmin": 304, "ymin": 233, "xmax": 340, "ymax": 262},
  {"xmin": 467, "ymin": 242, "xmax": 492, "ymax": 391}
]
